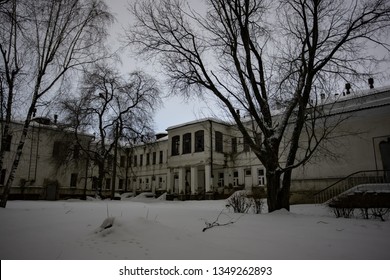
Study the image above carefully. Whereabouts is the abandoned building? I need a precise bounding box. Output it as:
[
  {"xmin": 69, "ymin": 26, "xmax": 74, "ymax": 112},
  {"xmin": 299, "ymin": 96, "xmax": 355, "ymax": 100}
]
[{"xmin": 1, "ymin": 84, "xmax": 389, "ymax": 203}]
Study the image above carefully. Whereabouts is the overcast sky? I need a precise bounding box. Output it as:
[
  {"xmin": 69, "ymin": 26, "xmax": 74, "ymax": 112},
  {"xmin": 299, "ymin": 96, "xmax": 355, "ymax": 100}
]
[
  {"xmin": 107, "ymin": 0, "xmax": 390, "ymax": 133},
  {"xmin": 107, "ymin": 0, "xmax": 211, "ymax": 133}
]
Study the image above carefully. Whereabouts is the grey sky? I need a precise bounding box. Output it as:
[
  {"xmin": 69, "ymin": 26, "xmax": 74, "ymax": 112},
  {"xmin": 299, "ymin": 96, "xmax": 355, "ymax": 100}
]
[
  {"xmin": 107, "ymin": 0, "xmax": 211, "ymax": 133},
  {"xmin": 107, "ymin": 0, "xmax": 390, "ymax": 132}
]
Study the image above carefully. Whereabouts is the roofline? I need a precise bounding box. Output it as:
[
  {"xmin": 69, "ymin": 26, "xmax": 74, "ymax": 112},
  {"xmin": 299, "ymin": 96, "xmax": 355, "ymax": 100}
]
[{"xmin": 166, "ymin": 117, "xmax": 230, "ymax": 131}]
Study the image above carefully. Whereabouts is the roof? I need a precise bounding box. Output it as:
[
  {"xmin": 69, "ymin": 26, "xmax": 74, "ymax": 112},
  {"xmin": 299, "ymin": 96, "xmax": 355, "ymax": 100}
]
[{"xmin": 166, "ymin": 117, "xmax": 231, "ymax": 131}]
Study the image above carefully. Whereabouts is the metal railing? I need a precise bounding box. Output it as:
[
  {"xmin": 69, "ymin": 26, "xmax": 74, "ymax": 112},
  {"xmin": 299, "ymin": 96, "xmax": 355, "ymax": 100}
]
[{"xmin": 313, "ymin": 170, "xmax": 389, "ymax": 204}]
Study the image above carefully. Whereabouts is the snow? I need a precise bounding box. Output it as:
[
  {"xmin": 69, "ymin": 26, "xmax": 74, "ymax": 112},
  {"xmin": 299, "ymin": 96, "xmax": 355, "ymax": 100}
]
[{"xmin": 0, "ymin": 198, "xmax": 390, "ymax": 260}]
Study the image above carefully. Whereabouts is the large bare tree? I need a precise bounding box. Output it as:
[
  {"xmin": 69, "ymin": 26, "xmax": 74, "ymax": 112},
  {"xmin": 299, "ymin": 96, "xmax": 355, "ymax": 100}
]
[
  {"xmin": 0, "ymin": 0, "xmax": 113, "ymax": 208},
  {"xmin": 62, "ymin": 63, "xmax": 160, "ymax": 198},
  {"xmin": 126, "ymin": 0, "xmax": 390, "ymax": 212}
]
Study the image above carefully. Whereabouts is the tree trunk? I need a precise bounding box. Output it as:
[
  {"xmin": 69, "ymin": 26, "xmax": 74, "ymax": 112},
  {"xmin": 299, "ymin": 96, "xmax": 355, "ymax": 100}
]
[
  {"xmin": 266, "ymin": 169, "xmax": 290, "ymax": 212},
  {"xmin": 97, "ymin": 160, "xmax": 105, "ymax": 198},
  {"xmin": 0, "ymin": 107, "xmax": 34, "ymax": 208}
]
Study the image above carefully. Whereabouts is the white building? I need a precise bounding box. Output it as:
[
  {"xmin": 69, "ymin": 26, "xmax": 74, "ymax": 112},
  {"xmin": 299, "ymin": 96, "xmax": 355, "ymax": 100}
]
[{"xmin": 1, "ymin": 85, "xmax": 390, "ymax": 202}]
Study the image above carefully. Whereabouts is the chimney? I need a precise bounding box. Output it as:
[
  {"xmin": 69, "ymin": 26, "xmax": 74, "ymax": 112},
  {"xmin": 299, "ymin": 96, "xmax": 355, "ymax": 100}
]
[
  {"xmin": 368, "ymin": 78, "xmax": 374, "ymax": 89},
  {"xmin": 345, "ymin": 83, "xmax": 351, "ymax": 95}
]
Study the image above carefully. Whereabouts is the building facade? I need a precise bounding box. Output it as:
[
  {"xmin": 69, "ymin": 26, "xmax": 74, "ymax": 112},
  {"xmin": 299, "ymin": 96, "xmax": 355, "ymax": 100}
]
[{"xmin": 1, "ymin": 86, "xmax": 390, "ymax": 202}]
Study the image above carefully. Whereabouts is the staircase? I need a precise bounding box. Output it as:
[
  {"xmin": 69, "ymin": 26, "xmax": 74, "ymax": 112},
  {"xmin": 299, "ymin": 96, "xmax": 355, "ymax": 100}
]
[{"xmin": 313, "ymin": 170, "xmax": 389, "ymax": 204}]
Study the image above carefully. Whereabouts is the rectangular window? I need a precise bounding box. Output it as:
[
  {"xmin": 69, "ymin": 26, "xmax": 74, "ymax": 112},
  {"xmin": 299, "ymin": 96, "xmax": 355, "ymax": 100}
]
[
  {"xmin": 140, "ymin": 154, "xmax": 143, "ymax": 166},
  {"xmin": 159, "ymin": 151, "xmax": 163, "ymax": 164},
  {"xmin": 171, "ymin": 135, "xmax": 180, "ymax": 156},
  {"xmin": 152, "ymin": 152, "xmax": 156, "ymax": 165},
  {"xmin": 258, "ymin": 169, "xmax": 266, "ymax": 186},
  {"xmin": 118, "ymin": 179, "xmax": 124, "ymax": 190},
  {"xmin": 218, "ymin": 172, "xmax": 224, "ymax": 187},
  {"xmin": 231, "ymin": 137, "xmax": 237, "ymax": 153},
  {"xmin": 215, "ymin": 131, "xmax": 223, "ymax": 153},
  {"xmin": 146, "ymin": 153, "xmax": 150, "ymax": 165},
  {"xmin": 70, "ymin": 173, "xmax": 78, "ymax": 188},
  {"xmin": 73, "ymin": 145, "xmax": 80, "ymax": 159},
  {"xmin": 233, "ymin": 171, "xmax": 239, "ymax": 186},
  {"xmin": 182, "ymin": 133, "xmax": 191, "ymax": 154},
  {"xmin": 92, "ymin": 177, "xmax": 98, "ymax": 190},
  {"xmin": 107, "ymin": 156, "xmax": 114, "ymax": 171},
  {"xmin": 2, "ymin": 134, "xmax": 12, "ymax": 152},
  {"xmin": 245, "ymin": 168, "xmax": 251, "ymax": 176},
  {"xmin": 243, "ymin": 137, "xmax": 250, "ymax": 152},
  {"xmin": 105, "ymin": 178, "xmax": 111, "ymax": 190},
  {"xmin": 195, "ymin": 130, "xmax": 204, "ymax": 152},
  {"xmin": 133, "ymin": 155, "xmax": 137, "ymax": 166},
  {"xmin": 159, "ymin": 177, "xmax": 163, "ymax": 188},
  {"xmin": 120, "ymin": 156, "xmax": 126, "ymax": 167},
  {"xmin": 52, "ymin": 141, "xmax": 69, "ymax": 158},
  {"xmin": 0, "ymin": 169, "xmax": 6, "ymax": 185},
  {"xmin": 127, "ymin": 155, "xmax": 132, "ymax": 167}
]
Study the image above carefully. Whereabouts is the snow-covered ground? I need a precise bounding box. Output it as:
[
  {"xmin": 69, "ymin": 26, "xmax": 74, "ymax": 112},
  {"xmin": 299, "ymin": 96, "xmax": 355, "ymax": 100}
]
[{"xmin": 0, "ymin": 196, "xmax": 389, "ymax": 260}]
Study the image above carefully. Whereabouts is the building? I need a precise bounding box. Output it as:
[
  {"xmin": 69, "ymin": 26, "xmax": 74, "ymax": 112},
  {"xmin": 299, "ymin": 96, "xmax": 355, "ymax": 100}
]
[{"xmin": 1, "ymin": 85, "xmax": 390, "ymax": 202}]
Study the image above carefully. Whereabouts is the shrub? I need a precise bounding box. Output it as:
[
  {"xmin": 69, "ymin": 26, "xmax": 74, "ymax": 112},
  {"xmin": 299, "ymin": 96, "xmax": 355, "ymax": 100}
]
[{"xmin": 226, "ymin": 190, "xmax": 264, "ymax": 214}]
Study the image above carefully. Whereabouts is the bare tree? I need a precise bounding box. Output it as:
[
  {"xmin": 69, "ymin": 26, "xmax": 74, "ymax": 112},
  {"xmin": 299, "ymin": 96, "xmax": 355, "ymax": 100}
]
[
  {"xmin": 0, "ymin": 0, "xmax": 113, "ymax": 208},
  {"xmin": 62, "ymin": 63, "xmax": 160, "ymax": 198},
  {"xmin": 126, "ymin": 0, "xmax": 390, "ymax": 212}
]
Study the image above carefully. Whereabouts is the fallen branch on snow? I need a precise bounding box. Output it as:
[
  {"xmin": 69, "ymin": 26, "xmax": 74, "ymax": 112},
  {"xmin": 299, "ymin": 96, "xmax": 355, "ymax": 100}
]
[{"xmin": 202, "ymin": 209, "xmax": 243, "ymax": 232}]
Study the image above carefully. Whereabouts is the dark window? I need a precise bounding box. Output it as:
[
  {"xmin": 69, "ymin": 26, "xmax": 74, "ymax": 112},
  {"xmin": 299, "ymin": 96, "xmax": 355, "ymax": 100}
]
[
  {"xmin": 120, "ymin": 156, "xmax": 126, "ymax": 167},
  {"xmin": 171, "ymin": 135, "xmax": 180, "ymax": 156},
  {"xmin": 152, "ymin": 152, "xmax": 156, "ymax": 165},
  {"xmin": 127, "ymin": 155, "xmax": 132, "ymax": 167},
  {"xmin": 146, "ymin": 153, "xmax": 150, "ymax": 165},
  {"xmin": 258, "ymin": 169, "xmax": 265, "ymax": 186},
  {"xmin": 159, "ymin": 151, "xmax": 163, "ymax": 164},
  {"xmin": 52, "ymin": 141, "xmax": 69, "ymax": 158},
  {"xmin": 0, "ymin": 169, "xmax": 6, "ymax": 185},
  {"xmin": 140, "ymin": 154, "xmax": 143, "ymax": 166},
  {"xmin": 70, "ymin": 173, "xmax": 78, "ymax": 188},
  {"xmin": 231, "ymin": 137, "xmax": 237, "ymax": 153},
  {"xmin": 183, "ymin": 133, "xmax": 191, "ymax": 154},
  {"xmin": 2, "ymin": 134, "xmax": 12, "ymax": 151},
  {"xmin": 218, "ymin": 172, "xmax": 224, "ymax": 187},
  {"xmin": 107, "ymin": 155, "xmax": 114, "ymax": 170},
  {"xmin": 118, "ymin": 179, "xmax": 124, "ymax": 190},
  {"xmin": 73, "ymin": 145, "xmax": 80, "ymax": 159},
  {"xmin": 195, "ymin": 130, "xmax": 204, "ymax": 152},
  {"xmin": 243, "ymin": 137, "xmax": 250, "ymax": 152},
  {"xmin": 105, "ymin": 178, "xmax": 111, "ymax": 190},
  {"xmin": 92, "ymin": 177, "xmax": 98, "ymax": 190},
  {"xmin": 215, "ymin": 131, "xmax": 223, "ymax": 153},
  {"xmin": 133, "ymin": 155, "xmax": 137, "ymax": 166}
]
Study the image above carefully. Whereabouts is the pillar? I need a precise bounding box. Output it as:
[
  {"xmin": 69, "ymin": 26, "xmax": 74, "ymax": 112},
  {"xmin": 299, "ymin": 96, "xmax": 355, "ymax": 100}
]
[
  {"xmin": 190, "ymin": 166, "xmax": 198, "ymax": 195},
  {"xmin": 205, "ymin": 164, "xmax": 212, "ymax": 193},
  {"xmin": 167, "ymin": 169, "xmax": 172, "ymax": 193},
  {"xmin": 178, "ymin": 168, "xmax": 185, "ymax": 194}
]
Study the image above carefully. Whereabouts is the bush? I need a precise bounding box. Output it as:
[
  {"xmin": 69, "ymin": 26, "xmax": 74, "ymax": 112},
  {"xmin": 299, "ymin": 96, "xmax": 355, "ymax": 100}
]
[
  {"xmin": 328, "ymin": 193, "xmax": 390, "ymax": 221},
  {"xmin": 226, "ymin": 190, "xmax": 264, "ymax": 214}
]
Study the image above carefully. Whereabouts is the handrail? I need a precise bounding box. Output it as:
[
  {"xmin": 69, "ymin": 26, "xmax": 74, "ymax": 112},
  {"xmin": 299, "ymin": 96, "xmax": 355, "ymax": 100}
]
[{"xmin": 313, "ymin": 169, "xmax": 389, "ymax": 204}]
